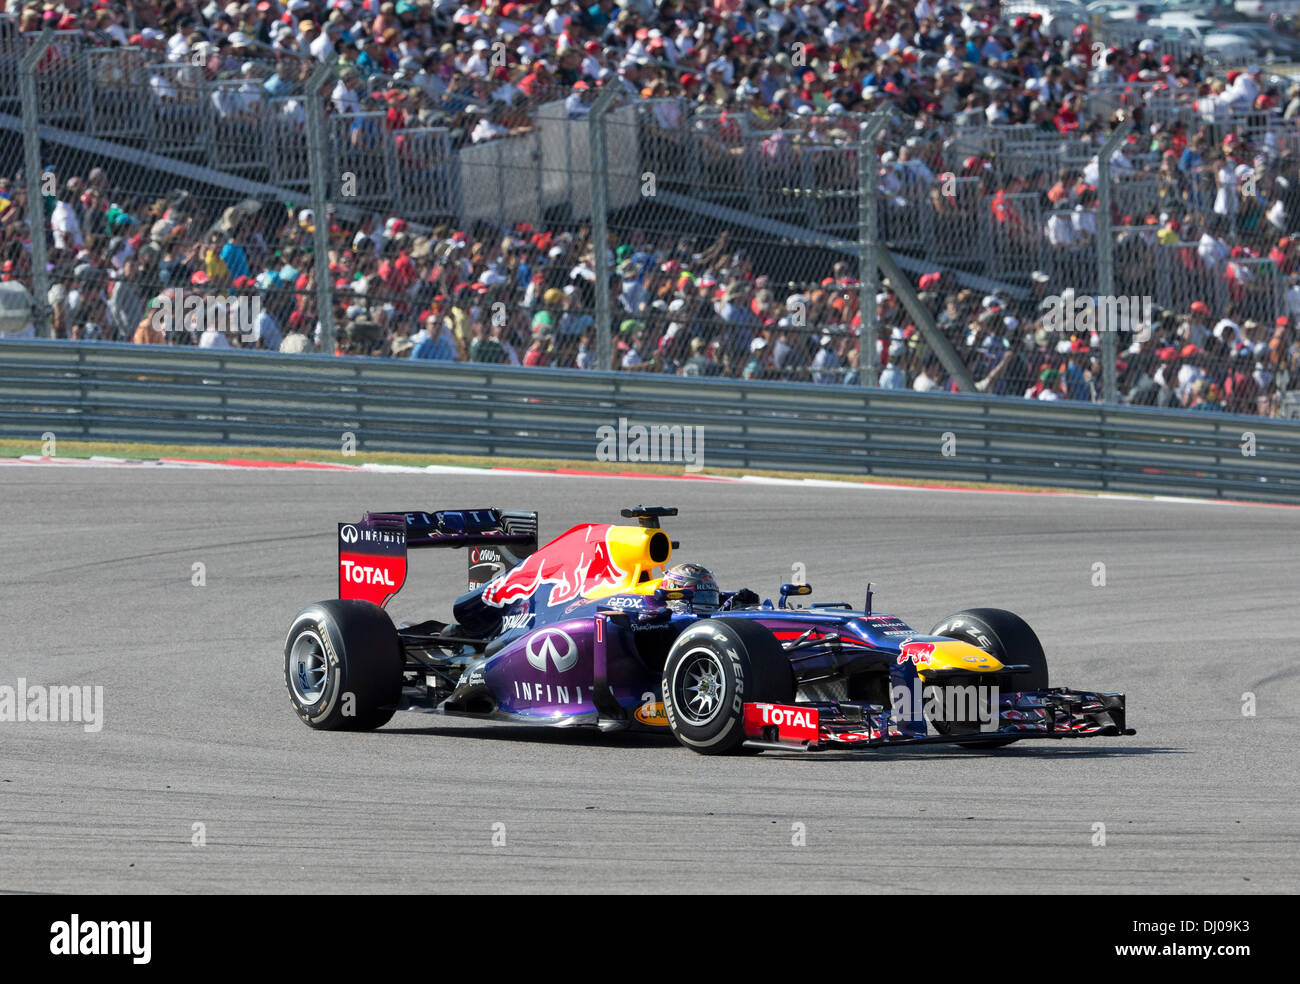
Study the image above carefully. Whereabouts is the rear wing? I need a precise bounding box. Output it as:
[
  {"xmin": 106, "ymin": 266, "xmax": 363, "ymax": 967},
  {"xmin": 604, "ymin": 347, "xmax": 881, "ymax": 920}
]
[{"xmin": 338, "ymin": 509, "xmax": 538, "ymax": 607}]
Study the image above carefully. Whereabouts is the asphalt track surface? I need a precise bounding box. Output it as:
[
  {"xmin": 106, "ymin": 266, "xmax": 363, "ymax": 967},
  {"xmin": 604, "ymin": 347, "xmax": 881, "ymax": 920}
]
[{"xmin": 2, "ymin": 465, "xmax": 1298, "ymax": 894}]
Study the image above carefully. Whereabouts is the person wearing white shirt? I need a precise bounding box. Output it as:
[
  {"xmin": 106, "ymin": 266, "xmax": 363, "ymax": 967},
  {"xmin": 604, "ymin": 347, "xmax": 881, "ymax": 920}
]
[
  {"xmin": 880, "ymin": 153, "xmax": 903, "ymax": 202},
  {"xmin": 310, "ymin": 25, "xmax": 339, "ymax": 62},
  {"xmin": 1197, "ymin": 90, "xmax": 1228, "ymax": 123},
  {"xmin": 166, "ymin": 30, "xmax": 191, "ymax": 63},
  {"xmin": 897, "ymin": 150, "xmax": 933, "ymax": 189},
  {"xmin": 1082, "ymin": 149, "xmax": 1133, "ymax": 186},
  {"xmin": 1176, "ymin": 361, "xmax": 1206, "ymax": 402},
  {"xmin": 581, "ymin": 48, "xmax": 603, "ymax": 80},
  {"xmin": 913, "ymin": 363, "xmax": 940, "ymax": 392},
  {"xmin": 1223, "ymin": 68, "xmax": 1260, "ymax": 111},
  {"xmin": 1212, "ymin": 318, "xmax": 1243, "ymax": 349},
  {"xmin": 1198, "ymin": 230, "xmax": 1230, "ymax": 270},
  {"xmin": 332, "ymin": 75, "xmax": 361, "ymax": 114},
  {"xmin": 1046, "ymin": 212, "xmax": 1077, "ymax": 247},
  {"xmin": 235, "ymin": 68, "xmax": 264, "ymax": 115},
  {"xmin": 199, "ymin": 326, "xmax": 232, "ymax": 349},
  {"xmin": 1214, "ymin": 161, "xmax": 1239, "ymax": 218},
  {"xmin": 464, "ymin": 46, "xmax": 491, "ymax": 78},
  {"xmin": 564, "ymin": 88, "xmax": 591, "ymax": 119},
  {"xmin": 673, "ymin": 24, "xmax": 695, "ymax": 59},
  {"xmin": 470, "ymin": 113, "xmax": 508, "ymax": 143},
  {"xmin": 1285, "ymin": 279, "xmax": 1300, "ymax": 319},
  {"xmin": 879, "ymin": 363, "xmax": 907, "ymax": 389},
  {"xmin": 280, "ymin": 96, "xmax": 307, "ymax": 131},
  {"xmin": 491, "ymin": 79, "xmax": 518, "ymax": 105},
  {"xmin": 1072, "ymin": 204, "xmax": 1097, "ymax": 240},
  {"xmin": 50, "ymin": 193, "xmax": 84, "ymax": 251},
  {"xmin": 648, "ymin": 32, "xmax": 679, "ymax": 64},
  {"xmin": 811, "ymin": 337, "xmax": 840, "ymax": 384},
  {"xmin": 762, "ymin": 6, "xmax": 788, "ymax": 33},
  {"xmin": 149, "ymin": 69, "xmax": 179, "ymax": 101},
  {"xmin": 543, "ymin": 6, "xmax": 567, "ymax": 35},
  {"xmin": 704, "ymin": 56, "xmax": 733, "ymax": 87},
  {"xmin": 824, "ymin": 21, "xmax": 848, "ymax": 45},
  {"xmin": 103, "ymin": 21, "xmax": 129, "ymax": 45}
]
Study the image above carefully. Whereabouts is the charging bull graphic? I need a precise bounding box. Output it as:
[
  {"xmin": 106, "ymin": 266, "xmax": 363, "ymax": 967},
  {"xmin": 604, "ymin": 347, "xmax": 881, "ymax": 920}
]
[{"xmin": 482, "ymin": 523, "xmax": 627, "ymax": 608}]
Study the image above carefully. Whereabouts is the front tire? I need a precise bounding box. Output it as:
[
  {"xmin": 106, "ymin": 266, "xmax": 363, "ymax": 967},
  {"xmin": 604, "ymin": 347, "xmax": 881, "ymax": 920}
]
[
  {"xmin": 661, "ymin": 617, "xmax": 794, "ymax": 755},
  {"xmin": 929, "ymin": 607, "xmax": 1049, "ymax": 749},
  {"xmin": 284, "ymin": 600, "xmax": 403, "ymax": 731}
]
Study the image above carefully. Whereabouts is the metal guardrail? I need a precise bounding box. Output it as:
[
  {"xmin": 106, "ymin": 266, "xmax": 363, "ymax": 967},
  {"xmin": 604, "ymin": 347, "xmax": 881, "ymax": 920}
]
[{"xmin": 2, "ymin": 340, "xmax": 1300, "ymax": 503}]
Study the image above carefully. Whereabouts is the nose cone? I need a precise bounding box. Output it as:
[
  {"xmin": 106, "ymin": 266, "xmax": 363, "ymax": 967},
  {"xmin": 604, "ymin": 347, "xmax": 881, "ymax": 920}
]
[{"xmin": 903, "ymin": 637, "xmax": 1005, "ymax": 673}]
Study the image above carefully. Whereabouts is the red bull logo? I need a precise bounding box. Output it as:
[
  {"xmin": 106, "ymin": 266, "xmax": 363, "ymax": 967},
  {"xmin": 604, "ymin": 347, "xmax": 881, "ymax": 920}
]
[
  {"xmin": 482, "ymin": 524, "xmax": 627, "ymax": 608},
  {"xmin": 899, "ymin": 639, "xmax": 936, "ymax": 667}
]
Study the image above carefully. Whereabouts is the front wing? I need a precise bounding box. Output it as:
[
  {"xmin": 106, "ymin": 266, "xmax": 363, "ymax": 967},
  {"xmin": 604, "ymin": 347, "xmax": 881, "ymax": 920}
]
[{"xmin": 742, "ymin": 688, "xmax": 1134, "ymax": 751}]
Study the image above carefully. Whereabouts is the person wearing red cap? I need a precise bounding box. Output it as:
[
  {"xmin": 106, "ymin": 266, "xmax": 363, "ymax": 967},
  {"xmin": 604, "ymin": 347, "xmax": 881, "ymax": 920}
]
[
  {"xmin": 565, "ymin": 80, "xmax": 595, "ymax": 120},
  {"xmin": 1184, "ymin": 301, "xmax": 1212, "ymax": 347},
  {"xmin": 1173, "ymin": 343, "xmax": 1209, "ymax": 405},
  {"xmin": 580, "ymin": 40, "xmax": 604, "ymax": 80}
]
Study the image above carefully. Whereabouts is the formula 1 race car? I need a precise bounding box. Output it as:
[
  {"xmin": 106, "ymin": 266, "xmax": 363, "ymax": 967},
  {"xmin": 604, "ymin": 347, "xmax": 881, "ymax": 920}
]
[{"xmin": 283, "ymin": 505, "xmax": 1134, "ymax": 753}]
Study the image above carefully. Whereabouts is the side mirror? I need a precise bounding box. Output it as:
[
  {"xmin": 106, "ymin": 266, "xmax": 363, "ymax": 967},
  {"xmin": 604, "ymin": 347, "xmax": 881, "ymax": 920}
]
[{"xmin": 779, "ymin": 583, "xmax": 812, "ymax": 609}]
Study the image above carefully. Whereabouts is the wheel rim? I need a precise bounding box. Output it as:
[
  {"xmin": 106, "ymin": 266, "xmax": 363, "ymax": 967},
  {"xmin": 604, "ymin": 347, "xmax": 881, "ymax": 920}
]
[
  {"xmin": 671, "ymin": 647, "xmax": 727, "ymax": 727},
  {"xmin": 288, "ymin": 629, "xmax": 329, "ymax": 705}
]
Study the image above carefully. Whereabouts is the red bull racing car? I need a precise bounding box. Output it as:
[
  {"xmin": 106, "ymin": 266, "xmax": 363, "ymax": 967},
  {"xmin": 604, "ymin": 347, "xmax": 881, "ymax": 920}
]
[{"xmin": 283, "ymin": 505, "xmax": 1134, "ymax": 753}]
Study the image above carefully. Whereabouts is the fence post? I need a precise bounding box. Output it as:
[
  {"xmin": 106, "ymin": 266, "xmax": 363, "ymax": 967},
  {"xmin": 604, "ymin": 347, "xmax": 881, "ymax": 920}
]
[
  {"xmin": 304, "ymin": 62, "xmax": 336, "ymax": 355},
  {"xmin": 857, "ymin": 112, "xmax": 889, "ymax": 387},
  {"xmin": 534, "ymin": 123, "xmax": 544, "ymax": 227},
  {"xmin": 1097, "ymin": 118, "xmax": 1132, "ymax": 405},
  {"xmin": 589, "ymin": 84, "xmax": 618, "ymax": 372},
  {"xmin": 19, "ymin": 30, "xmax": 55, "ymax": 338}
]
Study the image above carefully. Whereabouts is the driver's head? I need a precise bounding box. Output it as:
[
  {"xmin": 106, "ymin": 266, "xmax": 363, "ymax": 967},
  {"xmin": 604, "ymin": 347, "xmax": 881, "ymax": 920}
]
[{"xmin": 660, "ymin": 562, "xmax": 720, "ymax": 613}]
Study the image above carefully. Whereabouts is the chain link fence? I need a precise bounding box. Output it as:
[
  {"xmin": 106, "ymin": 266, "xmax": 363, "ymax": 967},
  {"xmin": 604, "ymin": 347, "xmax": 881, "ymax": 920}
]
[
  {"xmin": 6, "ymin": 29, "xmax": 1300, "ymax": 417},
  {"xmin": 599, "ymin": 98, "xmax": 873, "ymax": 382}
]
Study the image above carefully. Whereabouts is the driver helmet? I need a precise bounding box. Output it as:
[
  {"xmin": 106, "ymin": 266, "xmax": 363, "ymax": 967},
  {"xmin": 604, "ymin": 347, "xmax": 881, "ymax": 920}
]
[{"xmin": 660, "ymin": 562, "xmax": 721, "ymax": 613}]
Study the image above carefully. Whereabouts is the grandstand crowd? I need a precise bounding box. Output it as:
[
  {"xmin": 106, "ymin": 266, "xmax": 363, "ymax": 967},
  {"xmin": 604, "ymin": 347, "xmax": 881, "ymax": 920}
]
[
  {"xmin": 8, "ymin": 0, "xmax": 1300, "ymax": 146},
  {"xmin": 4, "ymin": 0, "xmax": 1300, "ymax": 414}
]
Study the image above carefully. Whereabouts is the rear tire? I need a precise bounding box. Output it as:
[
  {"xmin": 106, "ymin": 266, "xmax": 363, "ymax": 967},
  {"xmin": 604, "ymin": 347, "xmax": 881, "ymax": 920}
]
[
  {"xmin": 929, "ymin": 608, "xmax": 1049, "ymax": 749},
  {"xmin": 284, "ymin": 600, "xmax": 404, "ymax": 731},
  {"xmin": 661, "ymin": 617, "xmax": 794, "ymax": 755}
]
